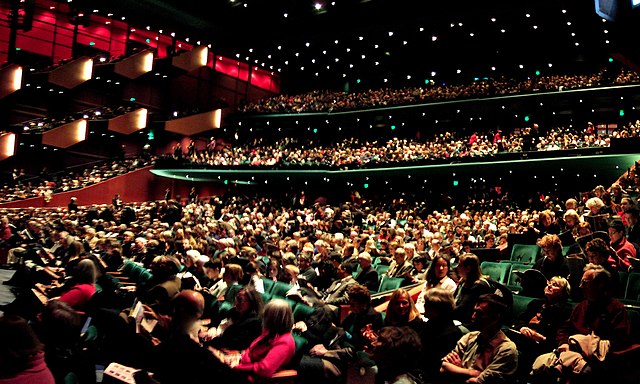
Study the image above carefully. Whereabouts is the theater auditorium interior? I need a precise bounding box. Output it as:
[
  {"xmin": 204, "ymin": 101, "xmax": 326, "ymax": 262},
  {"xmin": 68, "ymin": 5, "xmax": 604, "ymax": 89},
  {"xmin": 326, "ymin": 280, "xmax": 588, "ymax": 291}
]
[{"xmin": 1, "ymin": 0, "xmax": 640, "ymax": 383}]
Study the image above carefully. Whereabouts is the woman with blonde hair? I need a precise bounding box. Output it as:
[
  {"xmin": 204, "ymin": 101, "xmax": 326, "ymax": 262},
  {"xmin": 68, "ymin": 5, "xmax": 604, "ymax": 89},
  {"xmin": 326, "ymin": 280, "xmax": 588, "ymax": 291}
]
[{"xmin": 384, "ymin": 288, "xmax": 423, "ymax": 332}]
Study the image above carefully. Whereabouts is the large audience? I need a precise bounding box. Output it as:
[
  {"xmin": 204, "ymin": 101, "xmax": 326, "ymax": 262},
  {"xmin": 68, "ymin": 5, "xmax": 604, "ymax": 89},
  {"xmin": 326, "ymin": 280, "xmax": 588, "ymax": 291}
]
[
  {"xmin": 0, "ymin": 155, "xmax": 639, "ymax": 382},
  {"xmin": 0, "ymin": 156, "xmax": 155, "ymax": 204},
  {"xmin": 239, "ymin": 68, "xmax": 640, "ymax": 114},
  {"xmin": 171, "ymin": 120, "xmax": 640, "ymax": 169}
]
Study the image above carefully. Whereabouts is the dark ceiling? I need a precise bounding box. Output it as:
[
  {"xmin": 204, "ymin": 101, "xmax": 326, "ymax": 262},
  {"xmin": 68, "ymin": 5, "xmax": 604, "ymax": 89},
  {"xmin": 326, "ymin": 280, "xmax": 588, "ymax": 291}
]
[{"xmin": 74, "ymin": 0, "xmax": 640, "ymax": 93}]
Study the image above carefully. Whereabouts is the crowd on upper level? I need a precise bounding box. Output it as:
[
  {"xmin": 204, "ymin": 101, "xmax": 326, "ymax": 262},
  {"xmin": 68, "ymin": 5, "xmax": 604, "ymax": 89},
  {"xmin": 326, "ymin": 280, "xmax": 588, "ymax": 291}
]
[
  {"xmin": 239, "ymin": 68, "xmax": 640, "ymax": 114},
  {"xmin": 171, "ymin": 120, "xmax": 640, "ymax": 170},
  {"xmin": 0, "ymin": 156, "xmax": 155, "ymax": 204}
]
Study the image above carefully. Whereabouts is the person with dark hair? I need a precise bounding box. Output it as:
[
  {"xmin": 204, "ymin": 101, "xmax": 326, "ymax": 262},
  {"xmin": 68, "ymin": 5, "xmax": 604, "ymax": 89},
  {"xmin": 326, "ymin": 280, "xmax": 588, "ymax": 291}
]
[
  {"xmin": 204, "ymin": 286, "xmax": 264, "ymax": 351},
  {"xmin": 441, "ymin": 294, "xmax": 518, "ymax": 384},
  {"xmin": 141, "ymin": 255, "xmax": 182, "ymax": 315},
  {"xmin": 623, "ymin": 206, "xmax": 640, "ymax": 246},
  {"xmin": 371, "ymin": 326, "xmax": 424, "ymax": 384},
  {"xmin": 34, "ymin": 300, "xmax": 95, "ymax": 383},
  {"xmin": 584, "ymin": 238, "xmax": 622, "ymax": 296},
  {"xmin": 151, "ymin": 290, "xmax": 217, "ymax": 384},
  {"xmin": 452, "ymin": 253, "xmax": 493, "ymax": 325},
  {"xmin": 312, "ymin": 261, "xmax": 357, "ymax": 312},
  {"xmin": 0, "ymin": 314, "xmax": 55, "ymax": 383},
  {"xmin": 210, "ymin": 298, "xmax": 296, "ymax": 382},
  {"xmin": 302, "ymin": 284, "xmax": 383, "ymax": 383},
  {"xmin": 415, "ymin": 255, "xmax": 457, "ymax": 314},
  {"xmin": 608, "ymin": 217, "xmax": 636, "ymax": 271}
]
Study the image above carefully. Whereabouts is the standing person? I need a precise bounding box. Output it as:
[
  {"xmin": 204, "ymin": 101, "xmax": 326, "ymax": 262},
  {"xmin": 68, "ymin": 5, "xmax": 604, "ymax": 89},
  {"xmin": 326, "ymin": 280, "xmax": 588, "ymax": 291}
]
[
  {"xmin": 440, "ymin": 294, "xmax": 518, "ymax": 384},
  {"xmin": 67, "ymin": 197, "xmax": 78, "ymax": 213}
]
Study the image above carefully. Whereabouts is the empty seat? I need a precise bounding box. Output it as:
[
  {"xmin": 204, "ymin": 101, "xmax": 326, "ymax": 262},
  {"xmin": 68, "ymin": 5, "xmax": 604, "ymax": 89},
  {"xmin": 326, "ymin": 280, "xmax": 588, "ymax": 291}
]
[
  {"xmin": 510, "ymin": 244, "xmax": 541, "ymax": 264},
  {"xmin": 378, "ymin": 275, "xmax": 403, "ymax": 293},
  {"xmin": 618, "ymin": 271, "xmax": 630, "ymax": 299},
  {"xmin": 625, "ymin": 272, "xmax": 640, "ymax": 301},
  {"xmin": 480, "ymin": 261, "xmax": 512, "ymax": 285}
]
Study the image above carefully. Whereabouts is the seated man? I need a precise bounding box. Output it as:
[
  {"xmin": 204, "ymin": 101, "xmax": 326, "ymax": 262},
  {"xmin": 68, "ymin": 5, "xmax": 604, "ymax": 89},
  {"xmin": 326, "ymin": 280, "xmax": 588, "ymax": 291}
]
[
  {"xmin": 354, "ymin": 252, "xmax": 379, "ymax": 292},
  {"xmin": 298, "ymin": 284, "xmax": 384, "ymax": 384},
  {"xmin": 440, "ymin": 294, "xmax": 518, "ymax": 384}
]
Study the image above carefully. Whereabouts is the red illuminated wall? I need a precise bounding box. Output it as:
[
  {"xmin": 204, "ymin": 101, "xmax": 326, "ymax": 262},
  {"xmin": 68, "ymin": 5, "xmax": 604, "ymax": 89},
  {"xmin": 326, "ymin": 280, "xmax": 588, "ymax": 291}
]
[{"xmin": 0, "ymin": 166, "xmax": 225, "ymax": 208}]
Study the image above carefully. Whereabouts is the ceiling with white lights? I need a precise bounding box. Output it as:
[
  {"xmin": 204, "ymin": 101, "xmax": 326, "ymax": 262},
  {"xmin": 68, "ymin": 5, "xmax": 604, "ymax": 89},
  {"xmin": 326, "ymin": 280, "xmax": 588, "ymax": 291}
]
[{"xmin": 72, "ymin": 0, "xmax": 639, "ymax": 93}]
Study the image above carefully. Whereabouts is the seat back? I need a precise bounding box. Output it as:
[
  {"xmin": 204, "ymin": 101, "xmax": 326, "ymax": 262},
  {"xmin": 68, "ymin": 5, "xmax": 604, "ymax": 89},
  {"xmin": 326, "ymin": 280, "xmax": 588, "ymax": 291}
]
[
  {"xmin": 378, "ymin": 275, "xmax": 403, "ymax": 293},
  {"xmin": 292, "ymin": 303, "xmax": 316, "ymax": 323},
  {"xmin": 480, "ymin": 261, "xmax": 511, "ymax": 285},
  {"xmin": 618, "ymin": 271, "xmax": 630, "ymax": 299},
  {"xmin": 224, "ymin": 283, "xmax": 243, "ymax": 303},
  {"xmin": 271, "ymin": 281, "xmax": 292, "ymax": 298},
  {"xmin": 507, "ymin": 262, "xmax": 534, "ymax": 290},
  {"xmin": 510, "ymin": 244, "xmax": 541, "ymax": 264},
  {"xmin": 625, "ymin": 272, "xmax": 640, "ymax": 301},
  {"xmin": 262, "ymin": 277, "xmax": 275, "ymax": 294},
  {"xmin": 511, "ymin": 294, "xmax": 537, "ymax": 321},
  {"xmin": 375, "ymin": 264, "xmax": 390, "ymax": 276}
]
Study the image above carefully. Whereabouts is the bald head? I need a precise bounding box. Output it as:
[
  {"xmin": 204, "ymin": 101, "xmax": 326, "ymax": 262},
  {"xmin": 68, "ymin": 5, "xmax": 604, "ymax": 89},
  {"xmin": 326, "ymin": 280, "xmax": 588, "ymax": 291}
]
[{"xmin": 172, "ymin": 290, "xmax": 205, "ymax": 320}]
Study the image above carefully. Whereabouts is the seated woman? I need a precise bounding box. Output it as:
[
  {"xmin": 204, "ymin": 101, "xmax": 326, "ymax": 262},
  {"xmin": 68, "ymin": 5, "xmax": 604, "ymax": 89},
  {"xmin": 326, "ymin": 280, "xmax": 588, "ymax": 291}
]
[
  {"xmin": 584, "ymin": 238, "xmax": 622, "ymax": 297},
  {"xmin": 56, "ymin": 258, "xmax": 98, "ymax": 311},
  {"xmin": 210, "ymin": 298, "xmax": 296, "ymax": 383},
  {"xmin": 534, "ymin": 234, "xmax": 570, "ymax": 280},
  {"xmin": 0, "ymin": 314, "xmax": 55, "ymax": 384},
  {"xmin": 452, "ymin": 253, "xmax": 492, "ymax": 326},
  {"xmin": 510, "ymin": 276, "xmax": 572, "ymax": 376},
  {"xmin": 384, "ymin": 288, "xmax": 424, "ymax": 334},
  {"xmin": 204, "ymin": 286, "xmax": 264, "ymax": 351},
  {"xmin": 34, "ymin": 300, "xmax": 95, "ymax": 383},
  {"xmin": 415, "ymin": 255, "xmax": 457, "ymax": 315},
  {"xmin": 370, "ymin": 326, "xmax": 424, "ymax": 384}
]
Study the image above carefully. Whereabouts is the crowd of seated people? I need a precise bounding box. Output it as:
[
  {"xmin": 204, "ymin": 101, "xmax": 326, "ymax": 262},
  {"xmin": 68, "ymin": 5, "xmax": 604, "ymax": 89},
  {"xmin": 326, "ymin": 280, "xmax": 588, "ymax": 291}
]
[
  {"xmin": 0, "ymin": 161, "xmax": 639, "ymax": 382},
  {"xmin": 239, "ymin": 67, "xmax": 640, "ymax": 114},
  {"xmin": 170, "ymin": 122, "xmax": 639, "ymax": 170},
  {"xmin": 0, "ymin": 156, "xmax": 155, "ymax": 204}
]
